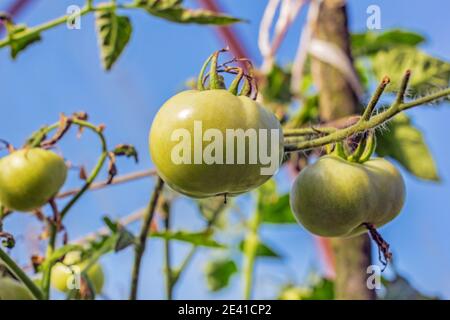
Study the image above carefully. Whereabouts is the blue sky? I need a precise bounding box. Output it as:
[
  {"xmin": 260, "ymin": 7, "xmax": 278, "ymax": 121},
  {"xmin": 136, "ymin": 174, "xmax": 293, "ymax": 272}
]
[{"xmin": 1, "ymin": 0, "xmax": 449, "ymax": 299}]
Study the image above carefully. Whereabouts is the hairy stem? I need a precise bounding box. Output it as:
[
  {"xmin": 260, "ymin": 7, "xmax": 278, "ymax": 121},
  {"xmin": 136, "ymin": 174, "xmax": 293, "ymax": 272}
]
[
  {"xmin": 0, "ymin": 248, "xmax": 44, "ymax": 300},
  {"xmin": 284, "ymin": 87, "xmax": 450, "ymax": 152},
  {"xmin": 163, "ymin": 202, "xmax": 173, "ymax": 300},
  {"xmin": 129, "ymin": 178, "xmax": 164, "ymax": 300}
]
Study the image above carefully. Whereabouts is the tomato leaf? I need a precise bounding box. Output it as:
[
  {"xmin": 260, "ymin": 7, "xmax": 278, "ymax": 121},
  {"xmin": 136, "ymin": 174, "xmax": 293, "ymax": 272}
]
[
  {"xmin": 238, "ymin": 240, "xmax": 282, "ymax": 258},
  {"xmin": 278, "ymin": 277, "xmax": 334, "ymax": 300},
  {"xmin": 151, "ymin": 230, "xmax": 226, "ymax": 248},
  {"xmin": 137, "ymin": 0, "xmax": 242, "ymax": 25},
  {"xmin": 204, "ymin": 258, "xmax": 237, "ymax": 292},
  {"xmin": 352, "ymin": 29, "xmax": 425, "ymax": 57},
  {"xmin": 95, "ymin": 8, "xmax": 132, "ymax": 71},
  {"xmin": 372, "ymin": 47, "xmax": 450, "ymax": 99},
  {"xmin": 376, "ymin": 113, "xmax": 439, "ymax": 181},
  {"xmin": 258, "ymin": 181, "xmax": 296, "ymax": 224},
  {"xmin": 381, "ymin": 274, "xmax": 439, "ymax": 300},
  {"xmin": 6, "ymin": 24, "xmax": 41, "ymax": 59},
  {"xmin": 262, "ymin": 64, "xmax": 292, "ymax": 104}
]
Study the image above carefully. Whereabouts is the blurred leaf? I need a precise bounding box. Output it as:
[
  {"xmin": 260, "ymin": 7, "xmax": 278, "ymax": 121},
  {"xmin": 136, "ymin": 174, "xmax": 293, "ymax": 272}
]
[
  {"xmin": 196, "ymin": 197, "xmax": 228, "ymax": 229},
  {"xmin": 258, "ymin": 181, "xmax": 296, "ymax": 224},
  {"xmin": 278, "ymin": 278, "xmax": 334, "ymax": 300},
  {"xmin": 262, "ymin": 64, "xmax": 292, "ymax": 104},
  {"xmin": 377, "ymin": 113, "xmax": 439, "ymax": 181},
  {"xmin": 95, "ymin": 8, "xmax": 132, "ymax": 71},
  {"xmin": 151, "ymin": 230, "xmax": 226, "ymax": 248},
  {"xmin": 137, "ymin": 0, "xmax": 242, "ymax": 25},
  {"xmin": 114, "ymin": 229, "xmax": 136, "ymax": 252},
  {"xmin": 372, "ymin": 47, "xmax": 450, "ymax": 99},
  {"xmin": 286, "ymin": 95, "xmax": 319, "ymax": 129},
  {"xmin": 352, "ymin": 29, "xmax": 425, "ymax": 57},
  {"xmin": 6, "ymin": 24, "xmax": 41, "ymax": 59},
  {"xmin": 204, "ymin": 258, "xmax": 237, "ymax": 292},
  {"xmin": 381, "ymin": 275, "xmax": 439, "ymax": 300},
  {"xmin": 238, "ymin": 240, "xmax": 282, "ymax": 258}
]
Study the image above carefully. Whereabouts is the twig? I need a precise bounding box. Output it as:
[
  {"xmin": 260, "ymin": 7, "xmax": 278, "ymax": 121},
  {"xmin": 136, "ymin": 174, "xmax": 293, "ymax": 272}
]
[
  {"xmin": 284, "ymin": 79, "xmax": 450, "ymax": 152},
  {"xmin": 129, "ymin": 178, "xmax": 164, "ymax": 300},
  {"xmin": 56, "ymin": 169, "xmax": 156, "ymax": 199}
]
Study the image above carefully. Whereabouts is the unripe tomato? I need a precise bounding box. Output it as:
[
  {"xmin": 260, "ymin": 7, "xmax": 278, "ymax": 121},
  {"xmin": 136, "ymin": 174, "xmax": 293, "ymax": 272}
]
[
  {"xmin": 149, "ymin": 89, "xmax": 284, "ymax": 198},
  {"xmin": 0, "ymin": 148, "xmax": 67, "ymax": 212},
  {"xmin": 51, "ymin": 252, "xmax": 104, "ymax": 294},
  {"xmin": 290, "ymin": 155, "xmax": 405, "ymax": 237},
  {"xmin": 0, "ymin": 277, "xmax": 35, "ymax": 300}
]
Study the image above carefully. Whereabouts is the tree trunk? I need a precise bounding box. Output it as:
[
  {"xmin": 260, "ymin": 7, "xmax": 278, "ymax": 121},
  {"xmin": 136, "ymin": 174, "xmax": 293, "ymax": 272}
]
[{"xmin": 311, "ymin": 0, "xmax": 375, "ymax": 300}]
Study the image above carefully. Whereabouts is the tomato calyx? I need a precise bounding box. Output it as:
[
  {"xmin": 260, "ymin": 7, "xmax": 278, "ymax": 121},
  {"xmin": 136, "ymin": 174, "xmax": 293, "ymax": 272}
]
[
  {"xmin": 196, "ymin": 48, "xmax": 258, "ymax": 100},
  {"xmin": 329, "ymin": 129, "xmax": 377, "ymax": 164}
]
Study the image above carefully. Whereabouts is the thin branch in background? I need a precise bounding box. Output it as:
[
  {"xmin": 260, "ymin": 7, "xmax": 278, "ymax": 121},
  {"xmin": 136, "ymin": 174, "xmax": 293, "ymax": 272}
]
[
  {"xmin": 56, "ymin": 169, "xmax": 157, "ymax": 199},
  {"xmin": 129, "ymin": 178, "xmax": 164, "ymax": 300}
]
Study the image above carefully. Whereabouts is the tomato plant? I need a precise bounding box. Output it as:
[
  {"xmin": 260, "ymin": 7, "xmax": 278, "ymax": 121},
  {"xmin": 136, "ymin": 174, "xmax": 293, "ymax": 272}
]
[
  {"xmin": 0, "ymin": 276, "xmax": 35, "ymax": 300},
  {"xmin": 150, "ymin": 52, "xmax": 283, "ymax": 199},
  {"xmin": 290, "ymin": 155, "xmax": 405, "ymax": 237},
  {"xmin": 0, "ymin": 148, "xmax": 67, "ymax": 212}
]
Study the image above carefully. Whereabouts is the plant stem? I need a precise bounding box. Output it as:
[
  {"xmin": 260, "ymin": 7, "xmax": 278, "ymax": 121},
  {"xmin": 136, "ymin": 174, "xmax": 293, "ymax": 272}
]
[
  {"xmin": 0, "ymin": 248, "xmax": 44, "ymax": 300},
  {"xmin": 129, "ymin": 177, "xmax": 164, "ymax": 300},
  {"xmin": 40, "ymin": 118, "xmax": 109, "ymax": 299},
  {"xmin": 0, "ymin": 1, "xmax": 140, "ymax": 49},
  {"xmin": 284, "ymin": 87, "xmax": 450, "ymax": 153},
  {"xmin": 162, "ymin": 202, "xmax": 173, "ymax": 300},
  {"xmin": 242, "ymin": 203, "xmax": 262, "ymax": 300}
]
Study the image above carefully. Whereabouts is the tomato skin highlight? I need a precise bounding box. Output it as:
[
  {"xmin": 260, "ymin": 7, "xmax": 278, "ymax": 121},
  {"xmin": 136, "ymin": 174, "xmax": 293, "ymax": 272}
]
[
  {"xmin": 290, "ymin": 155, "xmax": 405, "ymax": 237},
  {"xmin": 0, "ymin": 148, "xmax": 67, "ymax": 212},
  {"xmin": 0, "ymin": 277, "xmax": 35, "ymax": 300},
  {"xmin": 149, "ymin": 89, "xmax": 284, "ymax": 198}
]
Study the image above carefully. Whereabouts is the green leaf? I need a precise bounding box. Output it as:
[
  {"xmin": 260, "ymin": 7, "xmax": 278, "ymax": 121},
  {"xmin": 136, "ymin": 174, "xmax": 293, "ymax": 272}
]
[
  {"xmin": 352, "ymin": 29, "xmax": 425, "ymax": 57},
  {"xmin": 95, "ymin": 8, "xmax": 132, "ymax": 71},
  {"xmin": 372, "ymin": 47, "xmax": 450, "ymax": 98},
  {"xmin": 151, "ymin": 230, "xmax": 226, "ymax": 248},
  {"xmin": 137, "ymin": 0, "xmax": 242, "ymax": 25},
  {"xmin": 7, "ymin": 24, "xmax": 41, "ymax": 59},
  {"xmin": 238, "ymin": 240, "xmax": 281, "ymax": 258},
  {"xmin": 262, "ymin": 64, "xmax": 292, "ymax": 104},
  {"xmin": 278, "ymin": 278, "xmax": 334, "ymax": 300},
  {"xmin": 376, "ymin": 113, "xmax": 439, "ymax": 181},
  {"xmin": 204, "ymin": 258, "xmax": 237, "ymax": 292},
  {"xmin": 258, "ymin": 181, "xmax": 296, "ymax": 224},
  {"xmin": 381, "ymin": 274, "xmax": 439, "ymax": 300}
]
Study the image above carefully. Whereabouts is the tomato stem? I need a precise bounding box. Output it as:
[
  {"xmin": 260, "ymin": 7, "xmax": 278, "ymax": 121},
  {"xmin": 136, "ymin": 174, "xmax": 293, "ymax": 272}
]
[
  {"xmin": 227, "ymin": 67, "xmax": 244, "ymax": 95},
  {"xmin": 0, "ymin": 248, "xmax": 44, "ymax": 300}
]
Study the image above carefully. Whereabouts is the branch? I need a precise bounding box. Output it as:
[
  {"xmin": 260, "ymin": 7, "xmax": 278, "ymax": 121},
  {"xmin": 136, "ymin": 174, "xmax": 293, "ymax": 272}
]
[
  {"xmin": 285, "ymin": 84, "xmax": 450, "ymax": 152},
  {"xmin": 129, "ymin": 177, "xmax": 164, "ymax": 300},
  {"xmin": 56, "ymin": 169, "xmax": 156, "ymax": 199}
]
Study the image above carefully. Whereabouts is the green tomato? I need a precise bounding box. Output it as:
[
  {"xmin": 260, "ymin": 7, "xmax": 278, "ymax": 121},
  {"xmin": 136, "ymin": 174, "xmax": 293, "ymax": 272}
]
[
  {"xmin": 51, "ymin": 252, "xmax": 104, "ymax": 294},
  {"xmin": 149, "ymin": 89, "xmax": 284, "ymax": 198},
  {"xmin": 0, "ymin": 148, "xmax": 67, "ymax": 212},
  {"xmin": 290, "ymin": 155, "xmax": 405, "ymax": 237},
  {"xmin": 0, "ymin": 277, "xmax": 35, "ymax": 300}
]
